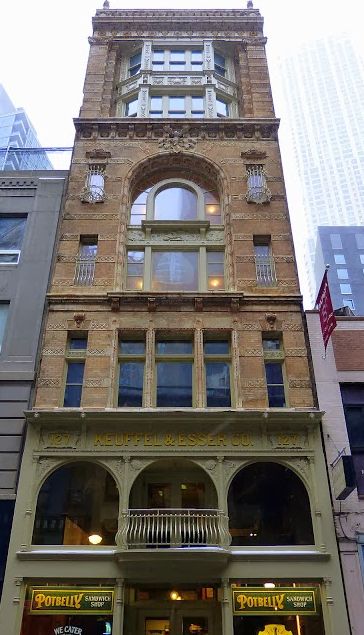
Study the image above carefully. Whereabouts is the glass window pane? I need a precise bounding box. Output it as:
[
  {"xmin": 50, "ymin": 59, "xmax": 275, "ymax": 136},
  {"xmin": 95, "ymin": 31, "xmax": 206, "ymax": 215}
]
[
  {"xmin": 127, "ymin": 263, "xmax": 143, "ymax": 276},
  {"xmin": 69, "ymin": 338, "xmax": 87, "ymax": 350},
  {"xmin": 254, "ymin": 244, "xmax": 270, "ymax": 258},
  {"xmin": 204, "ymin": 341, "xmax": 229, "ymax": 354},
  {"xmin": 207, "ymin": 251, "xmax": 224, "ymax": 264},
  {"xmin": 340, "ymin": 283, "xmax": 352, "ymax": 294},
  {"xmin": 133, "ymin": 189, "xmax": 150, "ymax": 205},
  {"xmin": 154, "ymin": 186, "xmax": 197, "ymax": 221},
  {"xmin": 337, "ymin": 268, "xmax": 349, "ymax": 279},
  {"xmin": 66, "ymin": 362, "xmax": 85, "ymax": 383},
  {"xmin": 360, "ymin": 255, "xmax": 364, "ymax": 264},
  {"xmin": 157, "ymin": 362, "xmax": 192, "ymax": 406},
  {"xmin": 206, "ymin": 362, "xmax": 231, "ymax": 407},
  {"xmin": 208, "ymin": 276, "xmax": 224, "ymax": 290},
  {"xmin": 0, "ymin": 216, "xmax": 26, "ymax": 250},
  {"xmin": 265, "ymin": 362, "xmax": 283, "ymax": 384},
  {"xmin": 216, "ymin": 99, "xmax": 228, "ymax": 117},
  {"xmin": 63, "ymin": 385, "xmax": 83, "ymax": 408},
  {"xmin": 170, "ymin": 50, "xmax": 185, "ymax": 62},
  {"xmin": 118, "ymin": 361, "xmax": 144, "ymax": 406},
  {"xmin": 355, "ymin": 233, "xmax": 364, "ymax": 249},
  {"xmin": 128, "ymin": 251, "xmax": 144, "ymax": 264},
  {"xmin": 150, "ymin": 96, "xmax": 163, "ymax": 110},
  {"xmin": 0, "ymin": 304, "xmax": 9, "ymax": 352},
  {"xmin": 153, "ymin": 50, "xmax": 164, "ymax": 61},
  {"xmin": 130, "ymin": 205, "xmax": 146, "ymax": 224},
  {"xmin": 330, "ymin": 233, "xmax": 342, "ymax": 249},
  {"xmin": 127, "ymin": 276, "xmax": 143, "ymax": 290},
  {"xmin": 267, "ymin": 385, "xmax": 286, "ymax": 407},
  {"xmin": 130, "ymin": 52, "xmax": 141, "ymax": 67},
  {"xmin": 119, "ymin": 341, "xmax": 145, "ymax": 355},
  {"xmin": 214, "ymin": 52, "xmax": 225, "ymax": 68},
  {"xmin": 80, "ymin": 243, "xmax": 97, "ymax": 259},
  {"xmin": 191, "ymin": 50, "xmax": 203, "ymax": 61},
  {"xmin": 152, "ymin": 251, "xmax": 198, "ymax": 291},
  {"xmin": 169, "ymin": 97, "xmax": 185, "ymax": 111},
  {"xmin": 263, "ymin": 338, "xmax": 281, "ymax": 351},
  {"xmin": 156, "ymin": 341, "xmax": 193, "ymax": 354},
  {"xmin": 126, "ymin": 98, "xmax": 138, "ymax": 116},
  {"xmin": 334, "ymin": 254, "xmax": 346, "ymax": 264},
  {"xmin": 192, "ymin": 97, "xmax": 204, "ymax": 110},
  {"xmin": 0, "ymin": 253, "xmax": 19, "ymax": 264}
]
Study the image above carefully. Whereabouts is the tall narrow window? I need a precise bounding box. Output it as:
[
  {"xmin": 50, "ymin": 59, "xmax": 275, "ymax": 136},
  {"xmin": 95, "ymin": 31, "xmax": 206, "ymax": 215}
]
[
  {"xmin": 216, "ymin": 98, "xmax": 229, "ymax": 118},
  {"xmin": 118, "ymin": 339, "xmax": 145, "ymax": 407},
  {"xmin": 156, "ymin": 340, "xmax": 193, "ymax": 407},
  {"xmin": 170, "ymin": 50, "xmax": 186, "ymax": 69},
  {"xmin": 204, "ymin": 339, "xmax": 231, "ymax": 407},
  {"xmin": 263, "ymin": 337, "xmax": 286, "ymax": 407},
  {"xmin": 254, "ymin": 238, "xmax": 276, "ymax": 286},
  {"xmin": 0, "ymin": 216, "xmax": 27, "ymax": 264},
  {"xmin": 126, "ymin": 251, "xmax": 144, "ymax": 290},
  {"xmin": 125, "ymin": 97, "xmax": 138, "ymax": 117},
  {"xmin": 214, "ymin": 52, "xmax": 226, "ymax": 77},
  {"xmin": 204, "ymin": 190, "xmax": 221, "ymax": 224},
  {"xmin": 63, "ymin": 336, "xmax": 87, "ymax": 407},
  {"xmin": 191, "ymin": 50, "xmax": 203, "ymax": 71},
  {"xmin": 246, "ymin": 165, "xmax": 271, "ymax": 204},
  {"xmin": 74, "ymin": 236, "xmax": 98, "ymax": 286},
  {"xmin": 129, "ymin": 51, "xmax": 141, "ymax": 76},
  {"xmin": 0, "ymin": 303, "xmax": 9, "ymax": 353},
  {"xmin": 81, "ymin": 165, "xmax": 105, "ymax": 203},
  {"xmin": 152, "ymin": 49, "xmax": 165, "ymax": 70},
  {"xmin": 207, "ymin": 252, "xmax": 224, "ymax": 290}
]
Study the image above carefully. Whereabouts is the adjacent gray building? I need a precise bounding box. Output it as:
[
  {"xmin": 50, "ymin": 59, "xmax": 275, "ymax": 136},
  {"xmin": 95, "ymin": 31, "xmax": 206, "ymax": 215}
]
[
  {"xmin": 314, "ymin": 226, "xmax": 364, "ymax": 315},
  {"xmin": 0, "ymin": 171, "xmax": 67, "ymax": 596},
  {"xmin": 0, "ymin": 85, "xmax": 53, "ymax": 171}
]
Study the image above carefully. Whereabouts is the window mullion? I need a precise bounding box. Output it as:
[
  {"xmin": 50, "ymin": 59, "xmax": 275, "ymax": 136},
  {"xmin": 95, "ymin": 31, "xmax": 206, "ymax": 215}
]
[
  {"xmin": 199, "ymin": 246, "xmax": 207, "ymax": 292},
  {"xmin": 145, "ymin": 328, "xmax": 155, "ymax": 407},
  {"xmin": 194, "ymin": 329, "xmax": 205, "ymax": 408},
  {"xmin": 144, "ymin": 246, "xmax": 152, "ymax": 291}
]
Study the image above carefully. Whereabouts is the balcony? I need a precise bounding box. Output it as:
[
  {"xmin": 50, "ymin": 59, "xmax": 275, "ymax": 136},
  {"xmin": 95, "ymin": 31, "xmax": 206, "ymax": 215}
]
[
  {"xmin": 255, "ymin": 255, "xmax": 277, "ymax": 287},
  {"xmin": 116, "ymin": 508, "xmax": 231, "ymax": 550},
  {"xmin": 74, "ymin": 257, "xmax": 96, "ymax": 286}
]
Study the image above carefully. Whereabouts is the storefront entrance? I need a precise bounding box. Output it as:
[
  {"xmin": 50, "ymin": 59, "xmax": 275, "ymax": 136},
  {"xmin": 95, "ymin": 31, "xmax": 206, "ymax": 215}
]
[{"xmin": 124, "ymin": 586, "xmax": 221, "ymax": 635}]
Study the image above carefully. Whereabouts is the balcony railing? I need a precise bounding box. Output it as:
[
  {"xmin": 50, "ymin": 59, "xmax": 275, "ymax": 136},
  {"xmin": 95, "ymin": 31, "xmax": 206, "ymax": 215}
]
[
  {"xmin": 74, "ymin": 257, "xmax": 96, "ymax": 286},
  {"xmin": 116, "ymin": 508, "xmax": 231, "ymax": 550},
  {"xmin": 255, "ymin": 255, "xmax": 277, "ymax": 286}
]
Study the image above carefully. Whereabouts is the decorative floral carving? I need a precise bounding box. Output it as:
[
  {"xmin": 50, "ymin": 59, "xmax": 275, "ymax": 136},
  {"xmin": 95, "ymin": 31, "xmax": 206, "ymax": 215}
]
[{"xmin": 158, "ymin": 126, "xmax": 197, "ymax": 153}]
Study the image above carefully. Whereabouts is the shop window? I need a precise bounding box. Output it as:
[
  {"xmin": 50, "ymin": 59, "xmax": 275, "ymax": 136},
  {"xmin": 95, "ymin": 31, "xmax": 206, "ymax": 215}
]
[
  {"xmin": 246, "ymin": 165, "xmax": 272, "ymax": 204},
  {"xmin": 263, "ymin": 337, "xmax": 286, "ymax": 407},
  {"xmin": 228, "ymin": 462, "xmax": 314, "ymax": 546},
  {"xmin": 0, "ymin": 303, "xmax": 9, "ymax": 353},
  {"xmin": 32, "ymin": 462, "xmax": 118, "ymax": 545},
  {"xmin": 204, "ymin": 339, "xmax": 231, "ymax": 406},
  {"xmin": 156, "ymin": 339, "xmax": 194, "ymax": 407},
  {"xmin": 63, "ymin": 335, "xmax": 87, "ymax": 407},
  {"xmin": 74, "ymin": 236, "xmax": 98, "ymax": 286},
  {"xmin": 0, "ymin": 215, "xmax": 27, "ymax": 264},
  {"xmin": 254, "ymin": 237, "xmax": 276, "ymax": 286},
  {"xmin": 118, "ymin": 339, "xmax": 146, "ymax": 406},
  {"xmin": 80, "ymin": 165, "xmax": 105, "ymax": 203}
]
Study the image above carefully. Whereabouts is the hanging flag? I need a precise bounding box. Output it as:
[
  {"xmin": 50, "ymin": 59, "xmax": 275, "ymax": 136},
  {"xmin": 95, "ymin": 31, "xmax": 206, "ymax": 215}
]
[{"xmin": 315, "ymin": 269, "xmax": 337, "ymax": 352}]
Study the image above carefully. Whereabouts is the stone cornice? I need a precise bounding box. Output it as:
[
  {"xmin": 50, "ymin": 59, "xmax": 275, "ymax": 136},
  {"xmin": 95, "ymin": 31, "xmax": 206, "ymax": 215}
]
[
  {"xmin": 74, "ymin": 118, "xmax": 280, "ymax": 142},
  {"xmin": 92, "ymin": 9, "xmax": 264, "ymax": 37}
]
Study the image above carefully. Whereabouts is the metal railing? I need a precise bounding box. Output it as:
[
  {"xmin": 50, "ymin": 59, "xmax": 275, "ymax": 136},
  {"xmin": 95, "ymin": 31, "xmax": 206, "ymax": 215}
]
[
  {"xmin": 116, "ymin": 508, "xmax": 231, "ymax": 549},
  {"xmin": 255, "ymin": 255, "xmax": 277, "ymax": 286},
  {"xmin": 74, "ymin": 257, "xmax": 96, "ymax": 285}
]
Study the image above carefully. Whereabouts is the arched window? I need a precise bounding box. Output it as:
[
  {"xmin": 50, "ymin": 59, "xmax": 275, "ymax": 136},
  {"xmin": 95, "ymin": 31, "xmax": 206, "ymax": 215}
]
[
  {"xmin": 130, "ymin": 179, "xmax": 221, "ymax": 225},
  {"xmin": 32, "ymin": 462, "xmax": 119, "ymax": 546},
  {"xmin": 228, "ymin": 462, "xmax": 314, "ymax": 546}
]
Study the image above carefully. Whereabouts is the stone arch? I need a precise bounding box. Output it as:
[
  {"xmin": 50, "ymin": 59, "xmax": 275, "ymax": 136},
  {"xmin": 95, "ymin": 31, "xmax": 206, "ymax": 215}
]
[
  {"xmin": 227, "ymin": 460, "xmax": 314, "ymax": 546},
  {"xmin": 32, "ymin": 460, "xmax": 119, "ymax": 546}
]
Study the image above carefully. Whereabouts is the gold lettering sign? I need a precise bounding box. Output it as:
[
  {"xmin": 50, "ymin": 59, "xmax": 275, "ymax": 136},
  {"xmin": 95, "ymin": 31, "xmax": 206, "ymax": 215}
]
[
  {"xmin": 92, "ymin": 432, "xmax": 255, "ymax": 448},
  {"xmin": 29, "ymin": 587, "xmax": 114, "ymax": 615}
]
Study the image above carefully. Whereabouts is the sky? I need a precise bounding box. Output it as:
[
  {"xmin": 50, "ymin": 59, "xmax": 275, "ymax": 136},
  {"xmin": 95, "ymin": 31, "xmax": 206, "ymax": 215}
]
[{"xmin": 1, "ymin": 0, "xmax": 363, "ymax": 305}]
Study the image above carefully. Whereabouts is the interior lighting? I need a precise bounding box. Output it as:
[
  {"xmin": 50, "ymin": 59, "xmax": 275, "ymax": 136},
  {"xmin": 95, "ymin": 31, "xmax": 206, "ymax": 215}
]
[
  {"xmin": 264, "ymin": 582, "xmax": 276, "ymax": 588},
  {"xmin": 88, "ymin": 534, "xmax": 103, "ymax": 545},
  {"xmin": 209, "ymin": 278, "xmax": 222, "ymax": 288},
  {"xmin": 170, "ymin": 591, "xmax": 179, "ymax": 600}
]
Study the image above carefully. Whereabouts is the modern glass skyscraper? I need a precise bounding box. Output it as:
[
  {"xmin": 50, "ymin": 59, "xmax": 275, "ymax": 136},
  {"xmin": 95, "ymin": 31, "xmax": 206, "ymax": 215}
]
[
  {"xmin": 279, "ymin": 35, "xmax": 364, "ymax": 304},
  {"xmin": 0, "ymin": 85, "xmax": 52, "ymax": 170}
]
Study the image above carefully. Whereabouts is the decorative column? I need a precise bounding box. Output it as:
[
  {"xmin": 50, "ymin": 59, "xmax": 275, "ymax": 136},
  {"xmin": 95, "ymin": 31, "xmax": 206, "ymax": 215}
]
[
  {"xmin": 221, "ymin": 578, "xmax": 234, "ymax": 635},
  {"xmin": 112, "ymin": 578, "xmax": 125, "ymax": 635}
]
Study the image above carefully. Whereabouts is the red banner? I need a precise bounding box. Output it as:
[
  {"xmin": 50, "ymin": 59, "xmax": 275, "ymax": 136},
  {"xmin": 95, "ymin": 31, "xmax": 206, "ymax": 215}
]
[{"xmin": 315, "ymin": 270, "xmax": 337, "ymax": 351}]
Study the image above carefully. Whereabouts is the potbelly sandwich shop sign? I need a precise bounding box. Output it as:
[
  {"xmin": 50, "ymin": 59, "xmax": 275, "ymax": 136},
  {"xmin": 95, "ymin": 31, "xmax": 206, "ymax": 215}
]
[
  {"xmin": 232, "ymin": 587, "xmax": 317, "ymax": 616},
  {"xmin": 29, "ymin": 588, "xmax": 114, "ymax": 615}
]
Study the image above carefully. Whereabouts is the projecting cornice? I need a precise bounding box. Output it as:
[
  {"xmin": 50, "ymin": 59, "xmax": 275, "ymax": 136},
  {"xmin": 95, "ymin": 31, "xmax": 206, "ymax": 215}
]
[
  {"xmin": 92, "ymin": 9, "xmax": 264, "ymax": 39},
  {"xmin": 74, "ymin": 118, "xmax": 280, "ymax": 142}
]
